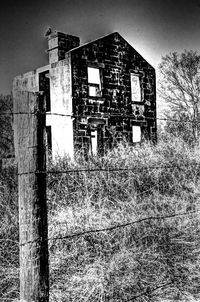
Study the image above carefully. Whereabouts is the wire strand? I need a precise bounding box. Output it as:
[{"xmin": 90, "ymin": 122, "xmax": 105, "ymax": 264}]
[
  {"xmin": 19, "ymin": 209, "xmax": 199, "ymax": 246},
  {"xmin": 16, "ymin": 162, "xmax": 197, "ymax": 176},
  {"xmin": 0, "ymin": 110, "xmax": 200, "ymax": 124}
]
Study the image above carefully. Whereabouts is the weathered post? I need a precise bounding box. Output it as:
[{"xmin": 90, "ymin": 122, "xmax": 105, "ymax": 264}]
[{"xmin": 13, "ymin": 91, "xmax": 49, "ymax": 301}]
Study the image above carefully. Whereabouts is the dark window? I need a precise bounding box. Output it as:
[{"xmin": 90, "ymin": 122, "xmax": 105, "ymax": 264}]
[
  {"xmin": 39, "ymin": 71, "xmax": 51, "ymax": 111},
  {"xmin": 46, "ymin": 126, "xmax": 52, "ymax": 150}
]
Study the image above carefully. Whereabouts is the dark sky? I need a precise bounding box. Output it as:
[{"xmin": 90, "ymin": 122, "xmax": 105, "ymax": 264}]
[{"xmin": 1, "ymin": 0, "xmax": 200, "ymax": 94}]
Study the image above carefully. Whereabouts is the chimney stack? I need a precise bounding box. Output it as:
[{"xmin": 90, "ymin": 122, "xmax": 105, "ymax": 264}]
[{"xmin": 47, "ymin": 32, "xmax": 80, "ymax": 64}]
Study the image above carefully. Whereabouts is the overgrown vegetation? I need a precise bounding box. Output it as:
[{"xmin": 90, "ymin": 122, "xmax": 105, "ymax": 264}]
[
  {"xmin": 0, "ymin": 167, "xmax": 19, "ymax": 300},
  {"xmin": 1, "ymin": 138, "xmax": 200, "ymax": 301}
]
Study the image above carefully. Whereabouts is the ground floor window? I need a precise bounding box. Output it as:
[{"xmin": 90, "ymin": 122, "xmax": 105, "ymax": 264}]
[
  {"xmin": 90, "ymin": 129, "xmax": 98, "ymax": 155},
  {"xmin": 132, "ymin": 125, "xmax": 141, "ymax": 143},
  {"xmin": 46, "ymin": 126, "xmax": 52, "ymax": 151}
]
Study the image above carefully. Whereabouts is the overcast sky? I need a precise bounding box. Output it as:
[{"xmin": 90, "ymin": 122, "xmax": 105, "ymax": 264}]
[{"xmin": 1, "ymin": 0, "xmax": 200, "ymax": 95}]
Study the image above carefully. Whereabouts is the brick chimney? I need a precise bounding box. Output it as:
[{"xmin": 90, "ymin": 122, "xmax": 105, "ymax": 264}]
[{"xmin": 47, "ymin": 32, "xmax": 80, "ymax": 64}]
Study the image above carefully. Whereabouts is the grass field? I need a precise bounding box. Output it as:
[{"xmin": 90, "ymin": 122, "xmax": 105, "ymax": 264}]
[{"xmin": 1, "ymin": 137, "xmax": 200, "ymax": 301}]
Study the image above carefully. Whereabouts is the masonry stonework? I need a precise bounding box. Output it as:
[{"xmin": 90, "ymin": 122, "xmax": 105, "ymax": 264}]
[
  {"xmin": 71, "ymin": 32, "xmax": 156, "ymax": 155},
  {"xmin": 13, "ymin": 31, "xmax": 156, "ymax": 159}
]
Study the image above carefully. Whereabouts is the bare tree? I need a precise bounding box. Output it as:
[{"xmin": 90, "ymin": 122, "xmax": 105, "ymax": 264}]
[
  {"xmin": 159, "ymin": 50, "xmax": 200, "ymax": 144},
  {"xmin": 0, "ymin": 94, "xmax": 14, "ymax": 159}
]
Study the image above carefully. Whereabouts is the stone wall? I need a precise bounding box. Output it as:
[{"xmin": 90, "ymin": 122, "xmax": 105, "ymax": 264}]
[
  {"xmin": 48, "ymin": 53, "xmax": 74, "ymax": 158},
  {"xmin": 71, "ymin": 32, "xmax": 156, "ymax": 154}
]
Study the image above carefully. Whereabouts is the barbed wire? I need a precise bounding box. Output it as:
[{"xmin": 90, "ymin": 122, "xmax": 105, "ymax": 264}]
[
  {"xmin": 48, "ymin": 209, "xmax": 199, "ymax": 241},
  {"xmin": 0, "ymin": 239, "xmax": 18, "ymax": 244},
  {"xmin": 2, "ymin": 106, "xmax": 200, "ymax": 299},
  {"xmin": 18, "ymin": 209, "xmax": 199, "ymax": 247},
  {"xmin": 0, "ymin": 110, "xmax": 199, "ymax": 124},
  {"xmin": 16, "ymin": 161, "xmax": 198, "ymax": 176},
  {"xmin": 0, "ymin": 299, "xmax": 17, "ymax": 301},
  {"xmin": 1, "ymin": 209, "xmax": 198, "ymax": 247}
]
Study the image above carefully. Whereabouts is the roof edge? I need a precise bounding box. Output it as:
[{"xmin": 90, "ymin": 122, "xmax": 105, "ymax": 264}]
[
  {"xmin": 66, "ymin": 31, "xmax": 119, "ymax": 54},
  {"xmin": 67, "ymin": 31, "xmax": 155, "ymax": 70}
]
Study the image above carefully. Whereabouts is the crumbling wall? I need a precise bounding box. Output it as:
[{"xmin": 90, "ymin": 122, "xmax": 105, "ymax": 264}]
[
  {"xmin": 48, "ymin": 53, "xmax": 73, "ymax": 158},
  {"xmin": 13, "ymin": 59, "xmax": 74, "ymax": 160}
]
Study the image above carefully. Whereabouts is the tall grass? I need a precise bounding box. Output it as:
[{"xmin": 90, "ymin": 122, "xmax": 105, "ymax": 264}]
[
  {"xmin": 48, "ymin": 138, "xmax": 200, "ymax": 302},
  {"xmin": 0, "ymin": 167, "xmax": 19, "ymax": 300},
  {"xmin": 1, "ymin": 137, "xmax": 200, "ymax": 301}
]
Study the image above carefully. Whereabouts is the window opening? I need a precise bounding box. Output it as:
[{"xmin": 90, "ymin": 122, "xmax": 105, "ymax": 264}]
[
  {"xmin": 130, "ymin": 73, "xmax": 141, "ymax": 102},
  {"xmin": 88, "ymin": 67, "xmax": 102, "ymax": 97},
  {"xmin": 91, "ymin": 129, "xmax": 98, "ymax": 155},
  {"xmin": 132, "ymin": 125, "xmax": 141, "ymax": 143},
  {"xmin": 39, "ymin": 71, "xmax": 51, "ymax": 111},
  {"xmin": 46, "ymin": 126, "xmax": 52, "ymax": 151}
]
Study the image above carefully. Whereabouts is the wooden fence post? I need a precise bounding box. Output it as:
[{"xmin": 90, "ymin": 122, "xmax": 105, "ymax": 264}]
[{"xmin": 13, "ymin": 91, "xmax": 49, "ymax": 301}]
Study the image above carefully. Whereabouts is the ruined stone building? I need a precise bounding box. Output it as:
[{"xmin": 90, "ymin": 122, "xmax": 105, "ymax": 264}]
[{"xmin": 13, "ymin": 31, "xmax": 156, "ymax": 159}]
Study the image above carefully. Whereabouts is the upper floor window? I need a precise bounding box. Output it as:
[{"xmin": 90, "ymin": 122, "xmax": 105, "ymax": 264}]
[
  {"xmin": 130, "ymin": 73, "xmax": 141, "ymax": 102},
  {"xmin": 88, "ymin": 67, "xmax": 102, "ymax": 97},
  {"xmin": 39, "ymin": 71, "xmax": 50, "ymax": 111}
]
